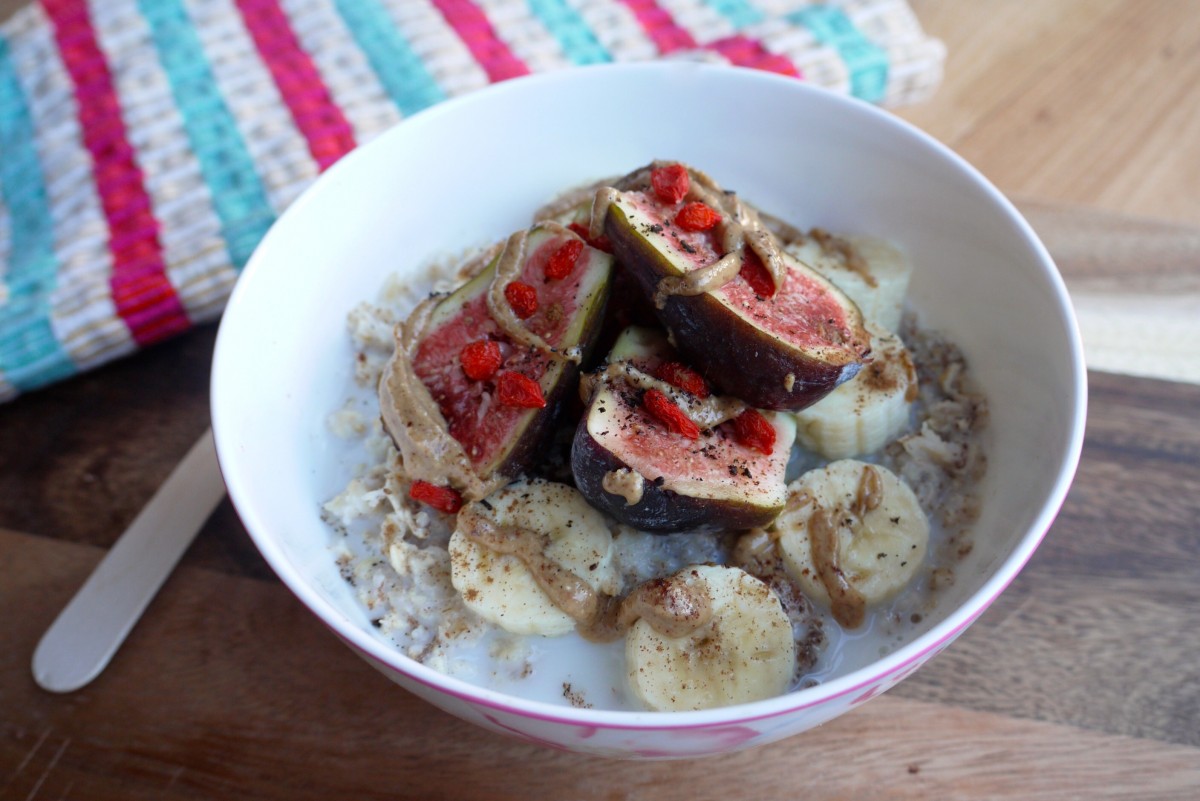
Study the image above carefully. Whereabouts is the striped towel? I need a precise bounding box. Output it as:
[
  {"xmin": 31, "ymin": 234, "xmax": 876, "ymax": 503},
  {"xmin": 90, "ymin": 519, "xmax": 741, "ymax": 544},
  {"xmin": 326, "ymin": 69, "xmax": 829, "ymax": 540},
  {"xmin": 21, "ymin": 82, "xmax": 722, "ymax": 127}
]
[{"xmin": 0, "ymin": 0, "xmax": 944, "ymax": 402}]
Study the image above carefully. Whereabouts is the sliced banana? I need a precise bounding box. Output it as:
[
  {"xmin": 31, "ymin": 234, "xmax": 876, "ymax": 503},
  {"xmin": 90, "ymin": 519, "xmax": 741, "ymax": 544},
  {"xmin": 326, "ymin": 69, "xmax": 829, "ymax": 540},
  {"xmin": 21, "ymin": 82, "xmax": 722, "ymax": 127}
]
[
  {"xmin": 792, "ymin": 323, "xmax": 917, "ymax": 459},
  {"xmin": 775, "ymin": 460, "xmax": 929, "ymax": 628},
  {"xmin": 625, "ymin": 565, "xmax": 795, "ymax": 711},
  {"xmin": 784, "ymin": 233, "xmax": 911, "ymax": 333},
  {"xmin": 449, "ymin": 478, "xmax": 619, "ymax": 637}
]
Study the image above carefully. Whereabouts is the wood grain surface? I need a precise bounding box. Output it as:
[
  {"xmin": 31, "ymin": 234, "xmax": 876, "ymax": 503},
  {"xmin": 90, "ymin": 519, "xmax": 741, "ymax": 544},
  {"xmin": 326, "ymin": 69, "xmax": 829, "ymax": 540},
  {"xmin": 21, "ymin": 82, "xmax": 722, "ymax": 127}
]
[
  {"xmin": 3, "ymin": 366, "xmax": 1199, "ymax": 799},
  {"xmin": 899, "ymin": 0, "xmax": 1200, "ymax": 227},
  {"xmin": 3, "ymin": 0, "xmax": 1199, "ymax": 797}
]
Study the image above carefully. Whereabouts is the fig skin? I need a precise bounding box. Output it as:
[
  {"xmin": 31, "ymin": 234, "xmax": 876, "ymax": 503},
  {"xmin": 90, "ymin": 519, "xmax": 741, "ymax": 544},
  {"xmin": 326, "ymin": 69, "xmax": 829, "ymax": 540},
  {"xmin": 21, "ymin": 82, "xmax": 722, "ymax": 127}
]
[
  {"xmin": 604, "ymin": 203, "xmax": 868, "ymax": 411},
  {"xmin": 570, "ymin": 326, "xmax": 795, "ymax": 534},
  {"xmin": 571, "ymin": 423, "xmax": 785, "ymax": 534},
  {"xmin": 384, "ymin": 227, "xmax": 613, "ymax": 497}
]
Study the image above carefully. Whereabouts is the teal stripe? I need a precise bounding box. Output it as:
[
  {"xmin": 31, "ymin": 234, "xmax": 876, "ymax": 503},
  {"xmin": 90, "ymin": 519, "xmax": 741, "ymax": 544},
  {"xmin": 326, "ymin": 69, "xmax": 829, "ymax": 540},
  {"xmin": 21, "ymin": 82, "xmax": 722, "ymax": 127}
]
[
  {"xmin": 139, "ymin": 0, "xmax": 275, "ymax": 269},
  {"xmin": 527, "ymin": 0, "xmax": 612, "ymax": 66},
  {"xmin": 788, "ymin": 6, "xmax": 888, "ymax": 103},
  {"xmin": 0, "ymin": 34, "xmax": 76, "ymax": 391},
  {"xmin": 700, "ymin": 0, "xmax": 765, "ymax": 29},
  {"xmin": 334, "ymin": 0, "xmax": 446, "ymax": 116}
]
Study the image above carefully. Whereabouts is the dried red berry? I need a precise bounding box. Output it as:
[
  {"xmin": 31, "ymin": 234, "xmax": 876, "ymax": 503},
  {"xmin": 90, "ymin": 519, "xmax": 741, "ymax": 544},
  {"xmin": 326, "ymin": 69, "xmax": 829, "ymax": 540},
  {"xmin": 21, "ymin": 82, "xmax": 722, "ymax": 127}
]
[
  {"xmin": 504, "ymin": 281, "xmax": 539, "ymax": 319},
  {"xmin": 654, "ymin": 361, "xmax": 710, "ymax": 399},
  {"xmin": 643, "ymin": 388, "xmax": 700, "ymax": 439},
  {"xmin": 545, "ymin": 239, "xmax": 584, "ymax": 280},
  {"xmin": 409, "ymin": 480, "xmax": 463, "ymax": 514},
  {"xmin": 651, "ymin": 163, "xmax": 689, "ymax": 204},
  {"xmin": 496, "ymin": 371, "xmax": 547, "ymax": 408},
  {"xmin": 674, "ymin": 202, "xmax": 721, "ymax": 232},
  {"xmin": 732, "ymin": 409, "xmax": 777, "ymax": 455},
  {"xmin": 739, "ymin": 249, "xmax": 776, "ymax": 297},
  {"xmin": 460, "ymin": 339, "xmax": 502, "ymax": 381}
]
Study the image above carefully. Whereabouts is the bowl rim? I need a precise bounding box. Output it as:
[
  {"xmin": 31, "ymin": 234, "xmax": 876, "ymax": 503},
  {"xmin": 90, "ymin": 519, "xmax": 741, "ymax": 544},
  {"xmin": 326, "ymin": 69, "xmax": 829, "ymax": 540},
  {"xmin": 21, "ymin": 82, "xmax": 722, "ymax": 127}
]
[{"xmin": 212, "ymin": 61, "xmax": 1088, "ymax": 729}]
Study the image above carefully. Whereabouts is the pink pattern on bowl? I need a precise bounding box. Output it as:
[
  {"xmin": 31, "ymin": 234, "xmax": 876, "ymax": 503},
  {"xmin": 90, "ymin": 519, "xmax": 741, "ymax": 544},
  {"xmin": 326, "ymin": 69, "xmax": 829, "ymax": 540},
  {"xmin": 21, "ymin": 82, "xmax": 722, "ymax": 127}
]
[{"xmin": 212, "ymin": 63, "xmax": 1087, "ymax": 759}]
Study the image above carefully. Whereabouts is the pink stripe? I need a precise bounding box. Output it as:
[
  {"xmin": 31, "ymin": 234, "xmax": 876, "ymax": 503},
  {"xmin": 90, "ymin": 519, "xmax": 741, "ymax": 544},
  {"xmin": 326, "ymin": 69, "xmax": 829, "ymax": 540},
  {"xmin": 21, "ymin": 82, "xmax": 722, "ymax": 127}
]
[
  {"xmin": 709, "ymin": 35, "xmax": 802, "ymax": 78},
  {"xmin": 430, "ymin": 0, "xmax": 530, "ymax": 83},
  {"xmin": 43, "ymin": 0, "xmax": 191, "ymax": 347},
  {"xmin": 618, "ymin": 0, "xmax": 697, "ymax": 54},
  {"xmin": 235, "ymin": 0, "xmax": 356, "ymax": 171}
]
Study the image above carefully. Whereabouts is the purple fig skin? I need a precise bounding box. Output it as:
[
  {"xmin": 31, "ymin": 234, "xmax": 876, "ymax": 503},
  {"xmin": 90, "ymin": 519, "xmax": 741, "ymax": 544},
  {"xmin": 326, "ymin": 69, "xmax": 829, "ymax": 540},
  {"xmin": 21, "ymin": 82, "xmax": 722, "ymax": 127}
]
[
  {"xmin": 477, "ymin": 273, "xmax": 613, "ymax": 482},
  {"xmin": 571, "ymin": 421, "xmax": 785, "ymax": 534},
  {"xmin": 604, "ymin": 203, "xmax": 868, "ymax": 411},
  {"xmin": 386, "ymin": 232, "xmax": 613, "ymax": 492}
]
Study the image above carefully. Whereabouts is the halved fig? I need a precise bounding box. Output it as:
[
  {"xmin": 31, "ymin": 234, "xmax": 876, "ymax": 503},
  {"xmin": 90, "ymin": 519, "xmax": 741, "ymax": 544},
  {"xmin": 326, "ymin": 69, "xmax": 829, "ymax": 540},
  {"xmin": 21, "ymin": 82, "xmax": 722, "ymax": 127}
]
[
  {"xmin": 380, "ymin": 223, "xmax": 613, "ymax": 500},
  {"xmin": 599, "ymin": 163, "xmax": 870, "ymax": 411},
  {"xmin": 534, "ymin": 196, "xmax": 660, "ymax": 360},
  {"xmin": 571, "ymin": 326, "xmax": 797, "ymax": 533}
]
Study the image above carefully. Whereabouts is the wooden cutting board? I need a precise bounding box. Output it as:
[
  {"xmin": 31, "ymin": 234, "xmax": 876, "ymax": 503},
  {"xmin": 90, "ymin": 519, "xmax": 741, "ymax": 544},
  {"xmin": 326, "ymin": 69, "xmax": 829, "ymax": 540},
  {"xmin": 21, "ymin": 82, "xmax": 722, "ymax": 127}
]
[{"xmin": 2, "ymin": 203, "xmax": 1199, "ymax": 799}]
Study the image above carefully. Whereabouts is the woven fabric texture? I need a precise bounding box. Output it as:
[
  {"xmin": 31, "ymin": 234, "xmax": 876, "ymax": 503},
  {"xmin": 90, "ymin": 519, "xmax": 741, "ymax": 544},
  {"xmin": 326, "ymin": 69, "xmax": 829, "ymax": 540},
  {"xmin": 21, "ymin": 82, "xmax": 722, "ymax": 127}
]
[{"xmin": 0, "ymin": 0, "xmax": 944, "ymax": 401}]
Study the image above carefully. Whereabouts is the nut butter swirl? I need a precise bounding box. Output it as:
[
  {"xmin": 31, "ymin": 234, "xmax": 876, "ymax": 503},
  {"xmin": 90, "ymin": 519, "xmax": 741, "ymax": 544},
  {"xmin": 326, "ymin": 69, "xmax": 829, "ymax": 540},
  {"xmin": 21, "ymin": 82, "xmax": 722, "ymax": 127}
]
[
  {"xmin": 381, "ymin": 222, "xmax": 588, "ymax": 500},
  {"xmin": 380, "ymin": 297, "xmax": 505, "ymax": 501},
  {"xmin": 485, "ymin": 222, "xmax": 583, "ymax": 364},
  {"xmin": 808, "ymin": 506, "xmax": 867, "ymax": 629},
  {"xmin": 588, "ymin": 161, "xmax": 788, "ymax": 306},
  {"xmin": 807, "ymin": 466, "xmax": 883, "ymax": 630},
  {"xmin": 459, "ymin": 505, "xmax": 715, "ymax": 643}
]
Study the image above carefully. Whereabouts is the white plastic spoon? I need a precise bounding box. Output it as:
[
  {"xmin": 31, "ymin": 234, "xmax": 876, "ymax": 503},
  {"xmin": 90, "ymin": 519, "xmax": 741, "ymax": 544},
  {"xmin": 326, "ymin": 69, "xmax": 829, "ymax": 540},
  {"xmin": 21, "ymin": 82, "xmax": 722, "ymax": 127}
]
[{"xmin": 32, "ymin": 429, "xmax": 226, "ymax": 693}]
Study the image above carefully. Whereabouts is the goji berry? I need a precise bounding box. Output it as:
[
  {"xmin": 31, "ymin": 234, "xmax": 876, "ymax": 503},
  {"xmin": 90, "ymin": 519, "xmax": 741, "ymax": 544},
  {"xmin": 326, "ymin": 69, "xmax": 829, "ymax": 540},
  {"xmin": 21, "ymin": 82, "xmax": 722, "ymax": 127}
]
[
  {"xmin": 460, "ymin": 339, "xmax": 502, "ymax": 381},
  {"xmin": 643, "ymin": 388, "xmax": 700, "ymax": 439},
  {"xmin": 504, "ymin": 281, "xmax": 539, "ymax": 319},
  {"xmin": 651, "ymin": 163, "xmax": 689, "ymax": 204},
  {"xmin": 739, "ymin": 249, "xmax": 776, "ymax": 297},
  {"xmin": 545, "ymin": 239, "xmax": 584, "ymax": 280},
  {"xmin": 732, "ymin": 409, "xmax": 777, "ymax": 455},
  {"xmin": 674, "ymin": 202, "xmax": 721, "ymax": 232},
  {"xmin": 496, "ymin": 371, "xmax": 547, "ymax": 408},
  {"xmin": 567, "ymin": 222, "xmax": 612, "ymax": 254},
  {"xmin": 409, "ymin": 480, "xmax": 463, "ymax": 514},
  {"xmin": 654, "ymin": 361, "xmax": 710, "ymax": 399}
]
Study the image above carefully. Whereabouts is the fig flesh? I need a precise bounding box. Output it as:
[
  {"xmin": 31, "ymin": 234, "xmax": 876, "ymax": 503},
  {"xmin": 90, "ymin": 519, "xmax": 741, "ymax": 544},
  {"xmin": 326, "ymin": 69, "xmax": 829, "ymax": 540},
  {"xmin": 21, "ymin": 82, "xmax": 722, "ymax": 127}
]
[
  {"xmin": 601, "ymin": 166, "xmax": 870, "ymax": 411},
  {"xmin": 571, "ymin": 327, "xmax": 796, "ymax": 533},
  {"xmin": 380, "ymin": 223, "xmax": 613, "ymax": 499}
]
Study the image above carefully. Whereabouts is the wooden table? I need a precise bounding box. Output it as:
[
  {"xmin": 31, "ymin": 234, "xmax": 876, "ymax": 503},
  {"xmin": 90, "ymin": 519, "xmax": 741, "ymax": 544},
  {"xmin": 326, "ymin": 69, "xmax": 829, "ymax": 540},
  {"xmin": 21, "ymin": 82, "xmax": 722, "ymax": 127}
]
[{"xmin": 3, "ymin": 1, "xmax": 1199, "ymax": 798}]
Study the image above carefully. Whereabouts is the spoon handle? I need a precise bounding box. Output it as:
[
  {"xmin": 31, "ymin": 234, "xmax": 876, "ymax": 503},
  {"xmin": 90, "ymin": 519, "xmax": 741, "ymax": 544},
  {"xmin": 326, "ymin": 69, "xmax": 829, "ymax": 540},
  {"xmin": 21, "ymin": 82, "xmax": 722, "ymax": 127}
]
[{"xmin": 32, "ymin": 429, "xmax": 226, "ymax": 693}]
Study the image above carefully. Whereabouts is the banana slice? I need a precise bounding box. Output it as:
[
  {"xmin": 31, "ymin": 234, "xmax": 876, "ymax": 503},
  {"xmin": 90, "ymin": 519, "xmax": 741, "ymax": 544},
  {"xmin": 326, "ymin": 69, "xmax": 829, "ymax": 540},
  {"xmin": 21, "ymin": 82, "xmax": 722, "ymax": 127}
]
[
  {"xmin": 449, "ymin": 478, "xmax": 619, "ymax": 637},
  {"xmin": 775, "ymin": 460, "xmax": 929, "ymax": 628},
  {"xmin": 792, "ymin": 323, "xmax": 917, "ymax": 459},
  {"xmin": 625, "ymin": 565, "xmax": 795, "ymax": 711},
  {"xmin": 784, "ymin": 233, "xmax": 911, "ymax": 333}
]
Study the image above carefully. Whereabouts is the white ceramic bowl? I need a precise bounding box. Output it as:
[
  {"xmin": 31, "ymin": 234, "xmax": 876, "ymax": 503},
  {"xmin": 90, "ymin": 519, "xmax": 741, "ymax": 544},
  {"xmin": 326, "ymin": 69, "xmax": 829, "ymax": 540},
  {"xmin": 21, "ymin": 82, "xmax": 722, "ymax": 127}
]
[{"xmin": 211, "ymin": 63, "xmax": 1086, "ymax": 759}]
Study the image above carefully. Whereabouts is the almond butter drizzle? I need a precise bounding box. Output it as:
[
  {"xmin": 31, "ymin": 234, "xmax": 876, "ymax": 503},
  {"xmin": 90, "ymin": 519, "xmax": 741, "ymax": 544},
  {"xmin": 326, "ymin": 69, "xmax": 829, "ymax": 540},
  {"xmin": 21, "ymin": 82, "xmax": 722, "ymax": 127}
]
[
  {"xmin": 616, "ymin": 573, "xmax": 713, "ymax": 639},
  {"xmin": 459, "ymin": 507, "xmax": 600, "ymax": 625},
  {"xmin": 807, "ymin": 465, "xmax": 884, "ymax": 629},
  {"xmin": 459, "ymin": 505, "xmax": 713, "ymax": 643},
  {"xmin": 586, "ymin": 162, "xmax": 788, "ymax": 307},
  {"xmin": 485, "ymin": 222, "xmax": 582, "ymax": 363},
  {"xmin": 853, "ymin": 464, "xmax": 884, "ymax": 518},
  {"xmin": 809, "ymin": 507, "xmax": 866, "ymax": 629},
  {"xmin": 379, "ymin": 297, "xmax": 504, "ymax": 501},
  {"xmin": 379, "ymin": 224, "xmax": 590, "ymax": 500},
  {"xmin": 601, "ymin": 468, "xmax": 645, "ymax": 506}
]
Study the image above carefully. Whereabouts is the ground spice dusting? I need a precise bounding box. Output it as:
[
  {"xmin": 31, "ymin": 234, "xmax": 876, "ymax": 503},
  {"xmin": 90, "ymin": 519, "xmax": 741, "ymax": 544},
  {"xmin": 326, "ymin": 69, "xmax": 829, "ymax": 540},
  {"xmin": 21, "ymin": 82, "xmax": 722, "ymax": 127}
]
[
  {"xmin": 812, "ymin": 228, "xmax": 876, "ymax": 288},
  {"xmin": 326, "ymin": 163, "xmax": 989, "ymax": 713}
]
